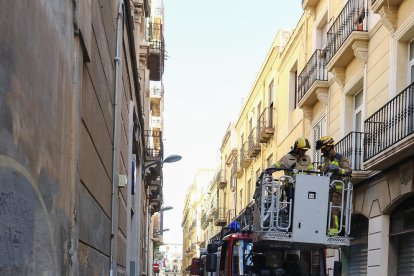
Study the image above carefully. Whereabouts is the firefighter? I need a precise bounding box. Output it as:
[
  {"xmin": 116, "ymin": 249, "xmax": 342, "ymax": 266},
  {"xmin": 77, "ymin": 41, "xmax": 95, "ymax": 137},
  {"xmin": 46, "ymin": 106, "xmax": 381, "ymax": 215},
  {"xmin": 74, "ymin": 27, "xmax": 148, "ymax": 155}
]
[
  {"xmin": 315, "ymin": 136, "xmax": 352, "ymax": 235},
  {"xmin": 273, "ymin": 136, "xmax": 314, "ymax": 173},
  {"xmin": 272, "ymin": 136, "xmax": 314, "ymax": 205}
]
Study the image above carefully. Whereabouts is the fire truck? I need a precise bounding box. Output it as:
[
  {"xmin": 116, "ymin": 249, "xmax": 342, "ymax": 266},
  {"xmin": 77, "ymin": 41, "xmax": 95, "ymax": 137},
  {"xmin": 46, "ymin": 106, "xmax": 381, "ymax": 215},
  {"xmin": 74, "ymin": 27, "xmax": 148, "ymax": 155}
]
[{"xmin": 201, "ymin": 167, "xmax": 353, "ymax": 276}]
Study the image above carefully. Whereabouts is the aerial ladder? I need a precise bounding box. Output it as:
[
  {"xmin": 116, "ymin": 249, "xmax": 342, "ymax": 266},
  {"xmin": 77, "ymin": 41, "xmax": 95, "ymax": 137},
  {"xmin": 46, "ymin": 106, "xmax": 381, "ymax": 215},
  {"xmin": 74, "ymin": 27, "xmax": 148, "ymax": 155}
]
[{"xmin": 202, "ymin": 167, "xmax": 353, "ymax": 276}]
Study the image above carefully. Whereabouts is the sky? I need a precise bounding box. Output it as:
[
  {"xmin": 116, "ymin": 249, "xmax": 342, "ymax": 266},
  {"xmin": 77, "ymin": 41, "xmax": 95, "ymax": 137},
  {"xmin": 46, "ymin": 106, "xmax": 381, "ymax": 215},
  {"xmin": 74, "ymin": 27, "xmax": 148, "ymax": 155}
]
[{"xmin": 161, "ymin": 0, "xmax": 304, "ymax": 244}]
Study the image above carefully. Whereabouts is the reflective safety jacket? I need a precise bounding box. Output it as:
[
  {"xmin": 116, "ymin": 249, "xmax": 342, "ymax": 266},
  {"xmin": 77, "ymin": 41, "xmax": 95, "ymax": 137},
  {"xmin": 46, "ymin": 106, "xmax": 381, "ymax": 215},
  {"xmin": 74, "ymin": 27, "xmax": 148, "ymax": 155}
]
[
  {"xmin": 320, "ymin": 153, "xmax": 352, "ymax": 175},
  {"xmin": 274, "ymin": 153, "xmax": 314, "ymax": 172}
]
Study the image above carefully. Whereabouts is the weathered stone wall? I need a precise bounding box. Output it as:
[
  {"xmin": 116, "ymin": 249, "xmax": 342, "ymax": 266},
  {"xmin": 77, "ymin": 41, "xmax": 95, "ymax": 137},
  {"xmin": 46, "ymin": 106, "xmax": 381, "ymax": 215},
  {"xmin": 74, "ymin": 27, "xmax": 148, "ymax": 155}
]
[
  {"xmin": 0, "ymin": 0, "xmax": 142, "ymax": 274},
  {"xmin": 0, "ymin": 0, "xmax": 76, "ymax": 274}
]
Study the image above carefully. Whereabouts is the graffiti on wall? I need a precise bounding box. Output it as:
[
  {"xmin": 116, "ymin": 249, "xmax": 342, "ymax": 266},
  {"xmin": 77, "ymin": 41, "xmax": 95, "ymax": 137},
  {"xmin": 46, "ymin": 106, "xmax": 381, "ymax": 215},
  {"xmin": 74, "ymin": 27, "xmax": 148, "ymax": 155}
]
[{"xmin": 0, "ymin": 167, "xmax": 35, "ymax": 266}]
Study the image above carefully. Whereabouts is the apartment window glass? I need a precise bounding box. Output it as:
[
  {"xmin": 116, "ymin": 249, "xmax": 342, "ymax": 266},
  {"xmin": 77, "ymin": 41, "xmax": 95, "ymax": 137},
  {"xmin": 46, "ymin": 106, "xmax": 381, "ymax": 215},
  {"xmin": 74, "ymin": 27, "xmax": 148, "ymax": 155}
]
[
  {"xmin": 312, "ymin": 115, "xmax": 327, "ymax": 165},
  {"xmin": 247, "ymin": 179, "xmax": 251, "ymax": 203},
  {"xmin": 320, "ymin": 22, "xmax": 328, "ymax": 49},
  {"xmin": 239, "ymin": 189, "xmax": 243, "ymax": 211},
  {"xmin": 410, "ymin": 40, "xmax": 414, "ymax": 82},
  {"xmin": 234, "ymin": 193, "xmax": 237, "ymax": 213},
  {"xmin": 269, "ymin": 81, "xmax": 274, "ymax": 127},
  {"xmin": 293, "ymin": 70, "xmax": 298, "ymax": 109},
  {"xmin": 354, "ymin": 90, "xmax": 363, "ymax": 132},
  {"xmin": 267, "ymin": 154, "xmax": 273, "ymax": 168}
]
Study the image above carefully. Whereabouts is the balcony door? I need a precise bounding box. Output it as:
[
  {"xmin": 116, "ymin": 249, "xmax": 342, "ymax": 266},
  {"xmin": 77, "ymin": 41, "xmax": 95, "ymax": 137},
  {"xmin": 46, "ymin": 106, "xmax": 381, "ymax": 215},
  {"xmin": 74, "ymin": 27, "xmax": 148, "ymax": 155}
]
[
  {"xmin": 410, "ymin": 40, "xmax": 414, "ymax": 83},
  {"xmin": 352, "ymin": 91, "xmax": 364, "ymax": 170}
]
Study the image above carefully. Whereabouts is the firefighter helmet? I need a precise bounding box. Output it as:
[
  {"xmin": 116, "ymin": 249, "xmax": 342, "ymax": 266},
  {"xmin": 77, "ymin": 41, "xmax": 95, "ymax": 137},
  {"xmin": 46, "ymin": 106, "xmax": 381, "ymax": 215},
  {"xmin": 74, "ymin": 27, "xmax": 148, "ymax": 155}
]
[
  {"xmin": 315, "ymin": 136, "xmax": 335, "ymax": 150},
  {"xmin": 293, "ymin": 136, "xmax": 311, "ymax": 151}
]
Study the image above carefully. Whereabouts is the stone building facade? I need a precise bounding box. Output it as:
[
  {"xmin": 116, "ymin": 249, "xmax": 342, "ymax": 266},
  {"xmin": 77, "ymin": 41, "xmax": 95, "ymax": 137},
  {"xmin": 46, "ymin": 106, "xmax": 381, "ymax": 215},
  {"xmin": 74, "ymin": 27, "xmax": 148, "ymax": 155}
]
[{"xmin": 0, "ymin": 0, "xmax": 168, "ymax": 275}]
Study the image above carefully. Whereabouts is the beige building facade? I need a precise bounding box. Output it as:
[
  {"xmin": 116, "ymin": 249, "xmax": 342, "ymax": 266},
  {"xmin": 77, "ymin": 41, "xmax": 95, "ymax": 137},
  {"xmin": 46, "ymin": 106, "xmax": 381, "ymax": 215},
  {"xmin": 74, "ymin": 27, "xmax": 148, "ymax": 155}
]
[{"xmin": 183, "ymin": 0, "xmax": 414, "ymax": 275}]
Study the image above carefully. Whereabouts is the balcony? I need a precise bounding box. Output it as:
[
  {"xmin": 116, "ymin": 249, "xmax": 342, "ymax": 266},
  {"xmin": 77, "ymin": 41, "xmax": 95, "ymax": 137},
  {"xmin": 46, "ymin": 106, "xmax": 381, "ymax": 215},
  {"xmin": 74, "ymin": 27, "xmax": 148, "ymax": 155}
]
[
  {"xmin": 248, "ymin": 127, "xmax": 261, "ymax": 158},
  {"xmin": 152, "ymin": 116, "xmax": 163, "ymax": 129},
  {"xmin": 201, "ymin": 211, "xmax": 208, "ymax": 230},
  {"xmin": 148, "ymin": 23, "xmax": 165, "ymax": 81},
  {"xmin": 231, "ymin": 157, "xmax": 243, "ymax": 179},
  {"xmin": 227, "ymin": 209, "xmax": 236, "ymax": 225},
  {"xmin": 213, "ymin": 208, "xmax": 227, "ymax": 226},
  {"xmin": 335, "ymin": 131, "xmax": 369, "ymax": 181},
  {"xmin": 364, "ymin": 83, "xmax": 414, "ymax": 170},
  {"xmin": 189, "ymin": 219, "xmax": 197, "ymax": 233},
  {"xmin": 302, "ymin": 0, "xmax": 320, "ymax": 9},
  {"xmin": 144, "ymin": 130, "xmax": 163, "ymax": 161},
  {"xmin": 297, "ymin": 49, "xmax": 329, "ymax": 108},
  {"xmin": 216, "ymin": 169, "xmax": 227, "ymax": 189},
  {"xmin": 326, "ymin": 0, "xmax": 369, "ymax": 72},
  {"xmin": 150, "ymin": 86, "xmax": 163, "ymax": 116},
  {"xmin": 149, "ymin": 176, "xmax": 162, "ymax": 196},
  {"xmin": 257, "ymin": 107, "xmax": 275, "ymax": 143},
  {"xmin": 240, "ymin": 142, "xmax": 252, "ymax": 168}
]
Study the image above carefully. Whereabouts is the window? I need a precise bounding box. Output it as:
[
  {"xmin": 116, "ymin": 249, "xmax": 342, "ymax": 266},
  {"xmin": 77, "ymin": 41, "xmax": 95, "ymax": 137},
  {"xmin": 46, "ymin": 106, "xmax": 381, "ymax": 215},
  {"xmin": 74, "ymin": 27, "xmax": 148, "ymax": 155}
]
[
  {"xmin": 269, "ymin": 80, "xmax": 274, "ymax": 127},
  {"xmin": 353, "ymin": 90, "xmax": 363, "ymax": 132},
  {"xmin": 410, "ymin": 40, "xmax": 414, "ymax": 82},
  {"xmin": 267, "ymin": 154, "xmax": 273, "ymax": 168},
  {"xmin": 234, "ymin": 193, "xmax": 237, "ymax": 213},
  {"xmin": 290, "ymin": 65, "xmax": 298, "ymax": 111},
  {"xmin": 247, "ymin": 179, "xmax": 251, "ymax": 203},
  {"xmin": 312, "ymin": 115, "xmax": 327, "ymax": 166},
  {"xmin": 239, "ymin": 189, "xmax": 243, "ymax": 211},
  {"xmin": 257, "ymin": 102, "xmax": 262, "ymax": 127}
]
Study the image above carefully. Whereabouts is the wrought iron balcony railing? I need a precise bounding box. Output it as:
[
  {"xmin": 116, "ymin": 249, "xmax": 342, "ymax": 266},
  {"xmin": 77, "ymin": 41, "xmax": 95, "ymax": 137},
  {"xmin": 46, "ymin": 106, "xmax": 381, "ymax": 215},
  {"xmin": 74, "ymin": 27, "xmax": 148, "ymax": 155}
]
[
  {"xmin": 335, "ymin": 131, "xmax": 365, "ymax": 171},
  {"xmin": 213, "ymin": 208, "xmax": 226, "ymax": 226},
  {"xmin": 201, "ymin": 211, "xmax": 208, "ymax": 230},
  {"xmin": 240, "ymin": 142, "xmax": 251, "ymax": 168},
  {"xmin": 231, "ymin": 158, "xmax": 238, "ymax": 178},
  {"xmin": 227, "ymin": 209, "xmax": 236, "ymax": 224},
  {"xmin": 298, "ymin": 49, "xmax": 328, "ymax": 103},
  {"xmin": 257, "ymin": 107, "xmax": 274, "ymax": 143},
  {"xmin": 248, "ymin": 127, "xmax": 261, "ymax": 157},
  {"xmin": 364, "ymin": 82, "xmax": 414, "ymax": 161},
  {"xmin": 144, "ymin": 130, "xmax": 163, "ymax": 159},
  {"xmin": 151, "ymin": 87, "xmax": 163, "ymax": 97},
  {"xmin": 326, "ymin": 0, "xmax": 368, "ymax": 64}
]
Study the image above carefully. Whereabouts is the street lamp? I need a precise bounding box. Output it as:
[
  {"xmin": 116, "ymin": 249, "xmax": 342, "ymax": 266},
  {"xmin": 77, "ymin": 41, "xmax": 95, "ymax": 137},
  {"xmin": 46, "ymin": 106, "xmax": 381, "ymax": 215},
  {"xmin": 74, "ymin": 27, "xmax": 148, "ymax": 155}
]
[
  {"xmin": 144, "ymin": 154, "xmax": 182, "ymax": 170},
  {"xmin": 160, "ymin": 206, "xmax": 173, "ymax": 237},
  {"xmin": 161, "ymin": 206, "xmax": 173, "ymax": 212},
  {"xmin": 153, "ymin": 228, "xmax": 170, "ymax": 236}
]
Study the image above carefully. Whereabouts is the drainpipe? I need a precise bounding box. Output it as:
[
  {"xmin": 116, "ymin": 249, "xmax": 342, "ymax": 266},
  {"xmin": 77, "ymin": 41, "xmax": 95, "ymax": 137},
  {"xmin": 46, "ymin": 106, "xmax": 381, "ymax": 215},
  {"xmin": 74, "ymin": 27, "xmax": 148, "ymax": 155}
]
[
  {"xmin": 145, "ymin": 196, "xmax": 150, "ymax": 274},
  {"xmin": 110, "ymin": 1, "xmax": 124, "ymax": 275}
]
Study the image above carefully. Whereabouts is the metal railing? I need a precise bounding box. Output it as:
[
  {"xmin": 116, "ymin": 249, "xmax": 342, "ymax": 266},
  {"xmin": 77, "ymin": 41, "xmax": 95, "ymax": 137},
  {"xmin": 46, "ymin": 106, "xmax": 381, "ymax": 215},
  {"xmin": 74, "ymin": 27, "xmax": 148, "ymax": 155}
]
[
  {"xmin": 248, "ymin": 127, "xmax": 259, "ymax": 152},
  {"xmin": 227, "ymin": 209, "xmax": 236, "ymax": 224},
  {"xmin": 326, "ymin": 0, "xmax": 368, "ymax": 64},
  {"xmin": 364, "ymin": 83, "xmax": 414, "ymax": 160},
  {"xmin": 214, "ymin": 169, "xmax": 221, "ymax": 184},
  {"xmin": 148, "ymin": 23, "xmax": 164, "ymax": 46},
  {"xmin": 240, "ymin": 142, "xmax": 249, "ymax": 164},
  {"xmin": 212, "ymin": 208, "xmax": 226, "ymax": 222},
  {"xmin": 201, "ymin": 212, "xmax": 207, "ymax": 229},
  {"xmin": 151, "ymin": 87, "xmax": 163, "ymax": 97},
  {"xmin": 144, "ymin": 130, "xmax": 163, "ymax": 158},
  {"xmin": 231, "ymin": 157, "xmax": 237, "ymax": 178},
  {"xmin": 257, "ymin": 107, "xmax": 274, "ymax": 137},
  {"xmin": 335, "ymin": 131, "xmax": 365, "ymax": 170},
  {"xmin": 297, "ymin": 49, "xmax": 328, "ymax": 103}
]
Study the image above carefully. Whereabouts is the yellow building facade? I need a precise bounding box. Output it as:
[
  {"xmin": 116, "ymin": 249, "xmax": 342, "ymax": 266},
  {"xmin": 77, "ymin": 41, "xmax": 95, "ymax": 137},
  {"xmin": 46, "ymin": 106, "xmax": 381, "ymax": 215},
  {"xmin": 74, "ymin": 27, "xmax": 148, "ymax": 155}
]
[{"xmin": 184, "ymin": 0, "xmax": 414, "ymax": 275}]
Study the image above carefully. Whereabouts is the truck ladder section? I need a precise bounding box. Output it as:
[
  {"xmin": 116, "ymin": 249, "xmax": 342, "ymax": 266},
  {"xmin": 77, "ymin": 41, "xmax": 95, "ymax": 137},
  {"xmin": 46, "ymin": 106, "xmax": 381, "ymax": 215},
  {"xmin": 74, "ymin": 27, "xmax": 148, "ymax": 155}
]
[
  {"xmin": 259, "ymin": 172, "xmax": 293, "ymax": 242},
  {"xmin": 326, "ymin": 179, "xmax": 353, "ymax": 245},
  {"xmin": 257, "ymin": 169, "xmax": 353, "ymax": 248}
]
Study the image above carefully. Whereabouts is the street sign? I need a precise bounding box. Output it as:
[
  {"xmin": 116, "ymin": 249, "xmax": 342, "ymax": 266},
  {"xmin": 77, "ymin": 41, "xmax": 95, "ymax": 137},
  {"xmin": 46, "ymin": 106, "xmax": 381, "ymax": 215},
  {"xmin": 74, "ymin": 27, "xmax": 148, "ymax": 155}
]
[{"xmin": 153, "ymin": 263, "xmax": 160, "ymax": 272}]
